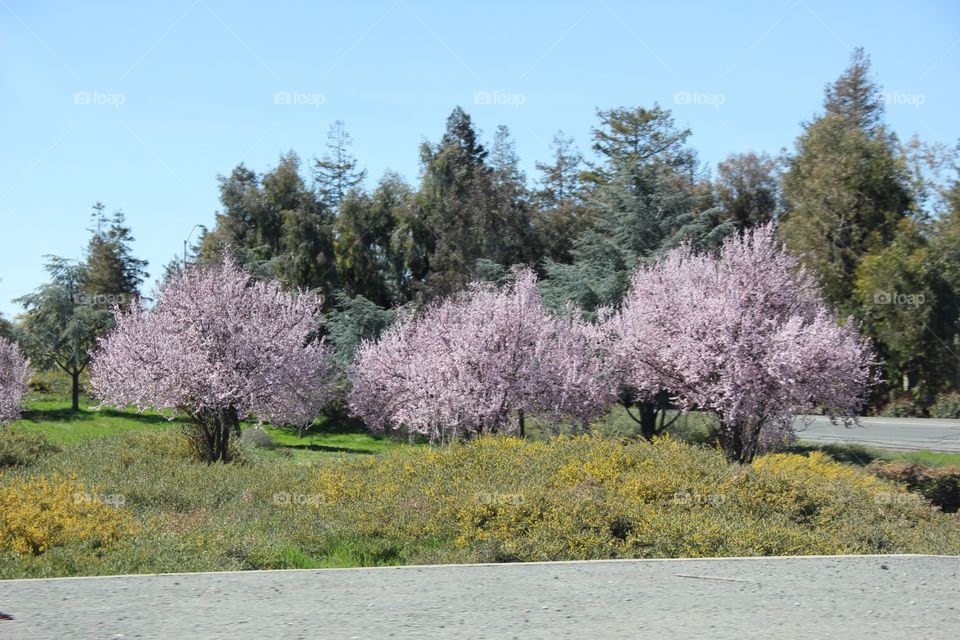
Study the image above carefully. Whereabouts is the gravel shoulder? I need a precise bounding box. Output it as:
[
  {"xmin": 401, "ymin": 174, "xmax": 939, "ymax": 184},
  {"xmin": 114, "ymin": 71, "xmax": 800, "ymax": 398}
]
[{"xmin": 2, "ymin": 555, "xmax": 958, "ymax": 640}]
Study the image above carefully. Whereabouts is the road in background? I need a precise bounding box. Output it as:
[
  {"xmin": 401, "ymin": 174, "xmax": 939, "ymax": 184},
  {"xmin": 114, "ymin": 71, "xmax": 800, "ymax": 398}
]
[
  {"xmin": 795, "ymin": 415, "xmax": 960, "ymax": 452},
  {"xmin": 1, "ymin": 555, "xmax": 958, "ymax": 639}
]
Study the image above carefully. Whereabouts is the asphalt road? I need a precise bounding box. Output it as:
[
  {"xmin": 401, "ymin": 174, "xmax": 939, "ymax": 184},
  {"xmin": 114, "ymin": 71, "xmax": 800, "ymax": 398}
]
[
  {"xmin": 1, "ymin": 555, "xmax": 958, "ymax": 639},
  {"xmin": 794, "ymin": 415, "xmax": 960, "ymax": 452}
]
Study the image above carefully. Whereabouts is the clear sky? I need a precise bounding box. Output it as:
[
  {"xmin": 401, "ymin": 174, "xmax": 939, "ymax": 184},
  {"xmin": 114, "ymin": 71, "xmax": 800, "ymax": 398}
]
[{"xmin": 1, "ymin": 0, "xmax": 958, "ymax": 318}]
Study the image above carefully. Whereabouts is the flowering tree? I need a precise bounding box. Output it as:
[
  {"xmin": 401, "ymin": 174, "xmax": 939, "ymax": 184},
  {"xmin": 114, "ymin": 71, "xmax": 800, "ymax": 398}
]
[
  {"xmin": 529, "ymin": 307, "xmax": 615, "ymax": 433},
  {"xmin": 349, "ymin": 269, "xmax": 614, "ymax": 442},
  {"xmin": 91, "ymin": 258, "xmax": 334, "ymax": 462},
  {"xmin": 605, "ymin": 224, "xmax": 875, "ymax": 462},
  {"xmin": 0, "ymin": 338, "xmax": 29, "ymax": 425}
]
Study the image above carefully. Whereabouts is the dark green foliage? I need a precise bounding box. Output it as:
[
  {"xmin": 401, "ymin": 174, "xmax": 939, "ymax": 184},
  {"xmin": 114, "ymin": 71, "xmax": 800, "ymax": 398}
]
[
  {"xmin": 780, "ymin": 49, "xmax": 912, "ymax": 314},
  {"xmin": 15, "ymin": 258, "xmax": 111, "ymax": 411},
  {"xmin": 534, "ymin": 132, "xmax": 589, "ymax": 263},
  {"xmin": 542, "ymin": 104, "xmax": 732, "ymax": 314},
  {"xmin": 313, "ymin": 120, "xmax": 366, "ymax": 212},
  {"xmin": 81, "ymin": 202, "xmax": 149, "ymax": 310},
  {"xmin": 334, "ymin": 174, "xmax": 412, "ymax": 308},
  {"xmin": 413, "ymin": 109, "xmax": 537, "ymax": 300},
  {"xmin": 198, "ymin": 153, "xmax": 338, "ymax": 298},
  {"xmin": 0, "ymin": 315, "xmax": 14, "ymax": 342},
  {"xmin": 930, "ymin": 392, "xmax": 960, "ymax": 419},
  {"xmin": 323, "ymin": 293, "xmax": 397, "ymax": 366},
  {"xmin": 715, "ymin": 152, "xmax": 781, "ymax": 229},
  {"xmin": 0, "ymin": 430, "xmax": 60, "ymax": 469},
  {"xmin": 878, "ymin": 398, "xmax": 924, "ymax": 418}
]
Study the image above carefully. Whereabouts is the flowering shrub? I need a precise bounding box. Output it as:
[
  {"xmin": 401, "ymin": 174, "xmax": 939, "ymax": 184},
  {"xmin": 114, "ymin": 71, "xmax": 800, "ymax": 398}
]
[
  {"xmin": 604, "ymin": 224, "xmax": 876, "ymax": 462},
  {"xmin": 350, "ymin": 269, "xmax": 614, "ymax": 442},
  {"xmin": 0, "ymin": 338, "xmax": 28, "ymax": 425},
  {"xmin": 292, "ymin": 436, "xmax": 958, "ymax": 562},
  {"xmin": 0, "ymin": 474, "xmax": 139, "ymax": 555},
  {"xmin": 91, "ymin": 258, "xmax": 334, "ymax": 462}
]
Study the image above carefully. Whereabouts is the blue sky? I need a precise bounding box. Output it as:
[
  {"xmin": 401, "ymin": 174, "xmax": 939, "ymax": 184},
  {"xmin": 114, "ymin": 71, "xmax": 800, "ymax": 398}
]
[{"xmin": 1, "ymin": 0, "xmax": 958, "ymax": 318}]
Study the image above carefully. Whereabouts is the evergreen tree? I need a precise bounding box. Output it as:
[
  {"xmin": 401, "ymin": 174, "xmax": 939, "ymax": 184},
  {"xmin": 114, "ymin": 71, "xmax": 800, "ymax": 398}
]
[
  {"xmin": 82, "ymin": 202, "xmax": 149, "ymax": 310},
  {"xmin": 715, "ymin": 152, "xmax": 781, "ymax": 229},
  {"xmin": 485, "ymin": 125, "xmax": 540, "ymax": 268},
  {"xmin": 334, "ymin": 172, "xmax": 413, "ymax": 308},
  {"xmin": 414, "ymin": 107, "xmax": 498, "ymax": 298},
  {"xmin": 534, "ymin": 132, "xmax": 589, "ymax": 262},
  {"xmin": 197, "ymin": 163, "xmax": 266, "ymax": 266},
  {"xmin": 199, "ymin": 154, "xmax": 338, "ymax": 299},
  {"xmin": 313, "ymin": 120, "xmax": 366, "ymax": 212},
  {"xmin": 542, "ymin": 105, "xmax": 730, "ymax": 314},
  {"xmin": 779, "ymin": 49, "xmax": 912, "ymax": 313},
  {"xmin": 15, "ymin": 258, "xmax": 110, "ymax": 411},
  {"xmin": 267, "ymin": 152, "xmax": 337, "ymax": 295}
]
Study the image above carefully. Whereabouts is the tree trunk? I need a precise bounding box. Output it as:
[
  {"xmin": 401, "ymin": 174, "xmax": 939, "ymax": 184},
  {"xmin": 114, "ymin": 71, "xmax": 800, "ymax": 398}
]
[
  {"xmin": 719, "ymin": 418, "xmax": 763, "ymax": 464},
  {"xmin": 71, "ymin": 370, "xmax": 80, "ymax": 412},
  {"xmin": 626, "ymin": 401, "xmax": 658, "ymax": 440},
  {"xmin": 517, "ymin": 409, "xmax": 525, "ymax": 438}
]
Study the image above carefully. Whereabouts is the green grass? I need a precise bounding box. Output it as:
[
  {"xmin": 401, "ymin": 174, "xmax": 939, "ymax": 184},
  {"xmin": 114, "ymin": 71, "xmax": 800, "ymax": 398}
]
[
  {"xmin": 9, "ymin": 393, "xmax": 400, "ymax": 460},
  {"xmin": 14, "ymin": 394, "xmax": 184, "ymax": 445},
  {"xmin": 793, "ymin": 441, "xmax": 960, "ymax": 468}
]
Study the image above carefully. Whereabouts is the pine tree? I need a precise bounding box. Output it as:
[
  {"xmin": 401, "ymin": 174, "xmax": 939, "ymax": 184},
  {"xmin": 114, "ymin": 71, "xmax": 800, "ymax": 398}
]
[
  {"xmin": 542, "ymin": 105, "xmax": 729, "ymax": 313},
  {"xmin": 715, "ymin": 152, "xmax": 781, "ymax": 229},
  {"xmin": 313, "ymin": 120, "xmax": 366, "ymax": 212},
  {"xmin": 779, "ymin": 48, "xmax": 913, "ymax": 313},
  {"xmin": 16, "ymin": 258, "xmax": 110, "ymax": 411},
  {"xmin": 82, "ymin": 203, "xmax": 149, "ymax": 310},
  {"xmin": 534, "ymin": 132, "xmax": 589, "ymax": 263}
]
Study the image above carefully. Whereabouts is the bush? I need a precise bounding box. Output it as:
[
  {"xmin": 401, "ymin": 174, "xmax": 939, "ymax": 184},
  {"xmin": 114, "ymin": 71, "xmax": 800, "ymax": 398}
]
[
  {"xmin": 0, "ymin": 430, "xmax": 60, "ymax": 469},
  {"xmin": 0, "ymin": 474, "xmax": 139, "ymax": 555},
  {"xmin": 181, "ymin": 424, "xmax": 254, "ymax": 464},
  {"xmin": 26, "ymin": 377, "xmax": 51, "ymax": 395},
  {"xmin": 25, "ymin": 370, "xmax": 77, "ymax": 397},
  {"xmin": 866, "ymin": 460, "xmax": 960, "ymax": 513},
  {"xmin": 2, "ymin": 431, "xmax": 957, "ymax": 578},
  {"xmin": 879, "ymin": 398, "xmax": 924, "ymax": 417},
  {"xmin": 294, "ymin": 436, "xmax": 960, "ymax": 561},
  {"xmin": 239, "ymin": 427, "xmax": 275, "ymax": 449},
  {"xmin": 930, "ymin": 392, "xmax": 960, "ymax": 419}
]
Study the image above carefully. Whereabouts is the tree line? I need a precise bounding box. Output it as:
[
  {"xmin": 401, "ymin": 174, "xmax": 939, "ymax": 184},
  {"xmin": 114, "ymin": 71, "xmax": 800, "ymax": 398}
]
[{"xmin": 7, "ymin": 48, "xmax": 960, "ymax": 414}]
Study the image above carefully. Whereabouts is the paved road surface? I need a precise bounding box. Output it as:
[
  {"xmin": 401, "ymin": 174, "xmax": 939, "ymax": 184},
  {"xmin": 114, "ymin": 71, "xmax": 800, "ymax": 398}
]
[
  {"xmin": 2, "ymin": 555, "xmax": 958, "ymax": 639},
  {"xmin": 795, "ymin": 415, "xmax": 960, "ymax": 452}
]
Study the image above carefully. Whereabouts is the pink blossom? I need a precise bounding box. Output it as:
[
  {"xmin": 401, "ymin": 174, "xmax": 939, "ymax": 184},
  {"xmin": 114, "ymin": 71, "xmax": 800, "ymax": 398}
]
[
  {"xmin": 349, "ymin": 269, "xmax": 614, "ymax": 442},
  {"xmin": 90, "ymin": 258, "xmax": 334, "ymax": 461},
  {"xmin": 605, "ymin": 224, "xmax": 876, "ymax": 462},
  {"xmin": 0, "ymin": 338, "xmax": 28, "ymax": 425}
]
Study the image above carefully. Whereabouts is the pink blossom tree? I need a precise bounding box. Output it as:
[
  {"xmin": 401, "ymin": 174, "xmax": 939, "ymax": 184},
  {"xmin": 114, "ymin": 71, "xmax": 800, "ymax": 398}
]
[
  {"xmin": 349, "ymin": 269, "xmax": 614, "ymax": 442},
  {"xmin": 90, "ymin": 258, "xmax": 334, "ymax": 462},
  {"xmin": 605, "ymin": 224, "xmax": 876, "ymax": 462},
  {"xmin": 0, "ymin": 338, "xmax": 29, "ymax": 425}
]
